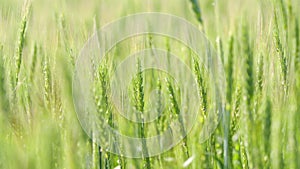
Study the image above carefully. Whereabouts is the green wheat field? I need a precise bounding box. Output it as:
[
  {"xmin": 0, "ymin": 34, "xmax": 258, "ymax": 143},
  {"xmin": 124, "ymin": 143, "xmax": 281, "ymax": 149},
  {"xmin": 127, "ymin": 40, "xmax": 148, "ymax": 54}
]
[{"xmin": 1, "ymin": 0, "xmax": 300, "ymax": 168}]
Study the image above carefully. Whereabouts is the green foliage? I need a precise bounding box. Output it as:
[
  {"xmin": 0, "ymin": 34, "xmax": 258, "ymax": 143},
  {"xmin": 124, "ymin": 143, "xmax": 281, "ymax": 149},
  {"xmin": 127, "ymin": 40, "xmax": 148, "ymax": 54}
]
[
  {"xmin": 189, "ymin": 0, "xmax": 204, "ymax": 26},
  {"xmin": 0, "ymin": 0, "xmax": 299, "ymax": 168}
]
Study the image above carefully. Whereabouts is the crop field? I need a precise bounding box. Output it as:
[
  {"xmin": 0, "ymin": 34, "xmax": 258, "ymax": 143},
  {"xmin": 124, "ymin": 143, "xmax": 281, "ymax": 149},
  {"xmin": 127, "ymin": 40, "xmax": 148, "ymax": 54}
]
[{"xmin": 0, "ymin": 0, "xmax": 300, "ymax": 168}]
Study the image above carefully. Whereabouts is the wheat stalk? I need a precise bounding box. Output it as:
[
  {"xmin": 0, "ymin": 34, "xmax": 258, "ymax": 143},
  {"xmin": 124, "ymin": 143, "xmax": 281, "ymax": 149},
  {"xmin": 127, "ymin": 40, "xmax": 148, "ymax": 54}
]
[
  {"xmin": 224, "ymin": 35, "xmax": 234, "ymax": 169},
  {"xmin": 256, "ymin": 53, "xmax": 264, "ymax": 93},
  {"xmin": 166, "ymin": 78, "xmax": 190, "ymax": 158},
  {"xmin": 189, "ymin": 0, "xmax": 204, "ymax": 29},
  {"xmin": 230, "ymin": 86, "xmax": 242, "ymax": 168},
  {"xmin": 279, "ymin": 0, "xmax": 288, "ymax": 39},
  {"xmin": 0, "ymin": 45, "xmax": 9, "ymax": 112},
  {"xmin": 43, "ymin": 52, "xmax": 51, "ymax": 108},
  {"xmin": 29, "ymin": 43, "xmax": 37, "ymax": 84},
  {"xmin": 240, "ymin": 136, "xmax": 249, "ymax": 169},
  {"xmin": 132, "ymin": 59, "xmax": 151, "ymax": 169},
  {"xmin": 295, "ymin": 18, "xmax": 300, "ymax": 72},
  {"xmin": 274, "ymin": 11, "xmax": 288, "ymax": 93},
  {"xmin": 242, "ymin": 24, "xmax": 254, "ymax": 121},
  {"xmin": 217, "ymin": 37, "xmax": 224, "ymax": 65},
  {"xmin": 14, "ymin": 0, "xmax": 31, "ymax": 87},
  {"xmin": 263, "ymin": 98, "xmax": 272, "ymax": 168},
  {"xmin": 57, "ymin": 14, "xmax": 74, "ymax": 67},
  {"xmin": 226, "ymin": 36, "xmax": 234, "ymax": 107},
  {"xmin": 192, "ymin": 57, "xmax": 207, "ymax": 121}
]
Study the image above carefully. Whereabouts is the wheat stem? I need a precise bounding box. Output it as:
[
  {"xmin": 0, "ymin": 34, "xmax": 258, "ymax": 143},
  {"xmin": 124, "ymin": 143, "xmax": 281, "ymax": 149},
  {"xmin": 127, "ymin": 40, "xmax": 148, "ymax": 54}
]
[
  {"xmin": 274, "ymin": 11, "xmax": 288, "ymax": 93},
  {"xmin": 193, "ymin": 57, "xmax": 207, "ymax": 120},
  {"xmin": 0, "ymin": 45, "xmax": 9, "ymax": 112},
  {"xmin": 224, "ymin": 35, "xmax": 234, "ymax": 169},
  {"xmin": 189, "ymin": 0, "xmax": 204, "ymax": 29},
  {"xmin": 15, "ymin": 0, "xmax": 30, "ymax": 87},
  {"xmin": 133, "ymin": 59, "xmax": 151, "ymax": 169},
  {"xmin": 166, "ymin": 78, "xmax": 189, "ymax": 158},
  {"xmin": 242, "ymin": 24, "xmax": 254, "ymax": 121}
]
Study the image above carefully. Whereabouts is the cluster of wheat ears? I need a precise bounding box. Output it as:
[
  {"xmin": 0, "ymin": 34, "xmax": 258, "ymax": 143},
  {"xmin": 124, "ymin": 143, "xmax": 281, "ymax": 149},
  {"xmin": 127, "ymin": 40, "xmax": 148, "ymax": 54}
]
[{"xmin": 0, "ymin": 0, "xmax": 300, "ymax": 168}]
